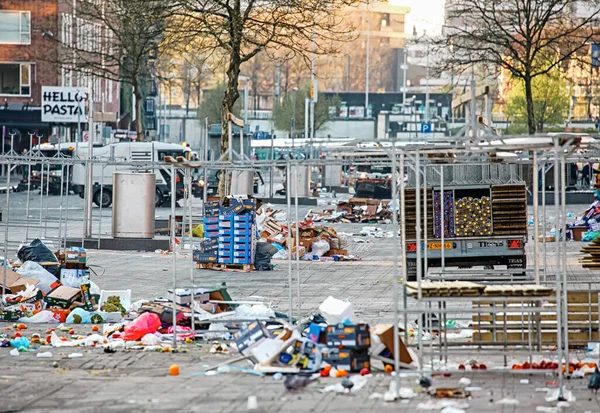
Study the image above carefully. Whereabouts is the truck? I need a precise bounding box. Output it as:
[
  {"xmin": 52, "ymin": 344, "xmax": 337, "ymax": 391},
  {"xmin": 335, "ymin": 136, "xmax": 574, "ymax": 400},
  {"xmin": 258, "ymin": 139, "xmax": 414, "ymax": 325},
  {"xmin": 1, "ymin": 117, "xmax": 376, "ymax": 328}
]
[
  {"xmin": 405, "ymin": 183, "xmax": 528, "ymax": 280},
  {"xmin": 71, "ymin": 141, "xmax": 195, "ymax": 208},
  {"xmin": 16, "ymin": 143, "xmax": 82, "ymax": 194}
]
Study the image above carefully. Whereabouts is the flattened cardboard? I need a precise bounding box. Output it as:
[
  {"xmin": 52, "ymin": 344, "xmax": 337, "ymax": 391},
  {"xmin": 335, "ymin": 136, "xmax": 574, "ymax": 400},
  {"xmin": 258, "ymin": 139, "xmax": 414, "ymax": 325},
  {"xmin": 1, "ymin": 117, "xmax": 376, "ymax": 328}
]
[{"xmin": 0, "ymin": 268, "xmax": 40, "ymax": 294}]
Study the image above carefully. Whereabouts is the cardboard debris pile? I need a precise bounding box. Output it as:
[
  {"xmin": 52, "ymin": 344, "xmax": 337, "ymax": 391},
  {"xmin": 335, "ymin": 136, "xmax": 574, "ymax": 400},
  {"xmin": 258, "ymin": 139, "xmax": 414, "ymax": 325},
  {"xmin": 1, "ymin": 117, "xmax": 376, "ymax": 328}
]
[
  {"xmin": 230, "ymin": 296, "xmax": 414, "ymax": 375},
  {"xmin": 0, "ymin": 244, "xmax": 102, "ymax": 323},
  {"xmin": 305, "ymin": 198, "xmax": 393, "ymax": 224},
  {"xmin": 257, "ymin": 206, "xmax": 359, "ymax": 261}
]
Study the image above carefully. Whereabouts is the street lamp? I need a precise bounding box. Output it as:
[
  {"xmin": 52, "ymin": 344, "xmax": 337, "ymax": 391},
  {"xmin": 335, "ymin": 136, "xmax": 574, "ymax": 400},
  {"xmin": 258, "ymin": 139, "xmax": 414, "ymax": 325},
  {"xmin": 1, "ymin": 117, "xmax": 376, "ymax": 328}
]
[
  {"xmin": 239, "ymin": 75, "xmax": 250, "ymax": 159},
  {"xmin": 291, "ymin": 87, "xmax": 298, "ymax": 147}
]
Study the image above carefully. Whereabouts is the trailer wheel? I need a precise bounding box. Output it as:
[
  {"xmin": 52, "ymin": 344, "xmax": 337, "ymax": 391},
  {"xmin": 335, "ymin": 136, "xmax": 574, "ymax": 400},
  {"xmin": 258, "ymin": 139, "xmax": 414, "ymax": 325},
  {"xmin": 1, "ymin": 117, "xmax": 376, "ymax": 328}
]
[
  {"xmin": 93, "ymin": 189, "xmax": 112, "ymax": 208},
  {"xmin": 155, "ymin": 188, "xmax": 164, "ymax": 207}
]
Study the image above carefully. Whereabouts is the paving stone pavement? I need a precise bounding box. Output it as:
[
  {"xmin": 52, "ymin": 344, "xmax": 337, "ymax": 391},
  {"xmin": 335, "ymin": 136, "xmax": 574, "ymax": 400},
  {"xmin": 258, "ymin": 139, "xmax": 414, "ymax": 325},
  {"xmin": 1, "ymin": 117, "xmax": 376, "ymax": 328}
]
[{"xmin": 2, "ymin": 199, "xmax": 600, "ymax": 411}]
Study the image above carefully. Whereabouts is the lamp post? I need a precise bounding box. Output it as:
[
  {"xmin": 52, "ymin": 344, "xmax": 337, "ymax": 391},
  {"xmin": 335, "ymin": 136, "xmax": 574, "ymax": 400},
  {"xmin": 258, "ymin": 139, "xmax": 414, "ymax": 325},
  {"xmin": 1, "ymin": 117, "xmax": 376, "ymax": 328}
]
[
  {"xmin": 239, "ymin": 75, "xmax": 250, "ymax": 159},
  {"xmin": 365, "ymin": 18, "xmax": 370, "ymax": 117},
  {"xmin": 291, "ymin": 87, "xmax": 298, "ymax": 147}
]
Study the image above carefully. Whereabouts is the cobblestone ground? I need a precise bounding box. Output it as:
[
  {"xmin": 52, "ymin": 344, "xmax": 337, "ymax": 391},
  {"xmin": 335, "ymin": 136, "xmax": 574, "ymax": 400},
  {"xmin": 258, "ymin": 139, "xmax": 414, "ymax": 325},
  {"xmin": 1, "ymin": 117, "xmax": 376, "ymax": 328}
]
[{"xmin": 2, "ymin": 196, "xmax": 600, "ymax": 411}]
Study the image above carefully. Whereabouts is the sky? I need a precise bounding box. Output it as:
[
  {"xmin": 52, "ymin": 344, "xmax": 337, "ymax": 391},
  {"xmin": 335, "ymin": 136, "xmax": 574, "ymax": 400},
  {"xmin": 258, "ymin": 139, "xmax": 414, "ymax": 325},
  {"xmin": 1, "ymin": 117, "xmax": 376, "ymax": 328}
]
[{"xmin": 390, "ymin": 0, "xmax": 446, "ymax": 36}]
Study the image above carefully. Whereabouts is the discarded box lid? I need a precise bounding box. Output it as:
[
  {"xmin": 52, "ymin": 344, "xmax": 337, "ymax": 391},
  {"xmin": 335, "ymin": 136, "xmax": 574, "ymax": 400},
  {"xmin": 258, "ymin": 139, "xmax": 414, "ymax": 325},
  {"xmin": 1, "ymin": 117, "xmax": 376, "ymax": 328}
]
[{"xmin": 0, "ymin": 268, "xmax": 40, "ymax": 294}]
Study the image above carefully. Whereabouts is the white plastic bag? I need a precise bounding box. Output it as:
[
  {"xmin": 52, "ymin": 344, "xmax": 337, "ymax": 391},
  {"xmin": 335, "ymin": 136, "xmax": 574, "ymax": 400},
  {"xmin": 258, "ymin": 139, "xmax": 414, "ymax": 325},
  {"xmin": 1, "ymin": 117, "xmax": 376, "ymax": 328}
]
[
  {"xmin": 311, "ymin": 239, "xmax": 330, "ymax": 258},
  {"xmin": 18, "ymin": 310, "xmax": 59, "ymax": 323},
  {"xmin": 141, "ymin": 333, "xmax": 162, "ymax": 346},
  {"xmin": 16, "ymin": 261, "xmax": 57, "ymax": 293}
]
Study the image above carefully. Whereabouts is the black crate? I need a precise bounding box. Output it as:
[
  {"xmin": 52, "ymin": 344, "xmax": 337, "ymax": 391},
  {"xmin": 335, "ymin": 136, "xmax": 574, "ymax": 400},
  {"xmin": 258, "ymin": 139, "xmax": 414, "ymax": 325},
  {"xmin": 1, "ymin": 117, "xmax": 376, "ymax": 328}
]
[
  {"xmin": 322, "ymin": 347, "xmax": 370, "ymax": 372},
  {"xmin": 326, "ymin": 323, "xmax": 371, "ymax": 348}
]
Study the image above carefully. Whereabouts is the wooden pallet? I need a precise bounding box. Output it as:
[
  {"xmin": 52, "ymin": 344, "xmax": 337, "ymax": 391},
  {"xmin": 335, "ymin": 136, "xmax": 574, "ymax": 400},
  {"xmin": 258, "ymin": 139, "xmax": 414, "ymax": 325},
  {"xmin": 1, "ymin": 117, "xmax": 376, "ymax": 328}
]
[
  {"xmin": 406, "ymin": 281, "xmax": 486, "ymax": 297},
  {"xmin": 579, "ymin": 238, "xmax": 600, "ymax": 268},
  {"xmin": 472, "ymin": 290, "xmax": 599, "ymax": 346},
  {"xmin": 195, "ymin": 262, "xmax": 253, "ymax": 272}
]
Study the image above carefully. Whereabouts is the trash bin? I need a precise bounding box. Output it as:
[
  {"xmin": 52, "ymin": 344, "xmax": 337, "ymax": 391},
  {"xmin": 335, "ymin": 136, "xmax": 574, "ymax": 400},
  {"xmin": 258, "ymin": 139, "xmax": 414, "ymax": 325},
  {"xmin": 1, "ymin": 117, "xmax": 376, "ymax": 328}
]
[{"xmin": 112, "ymin": 172, "xmax": 155, "ymax": 238}]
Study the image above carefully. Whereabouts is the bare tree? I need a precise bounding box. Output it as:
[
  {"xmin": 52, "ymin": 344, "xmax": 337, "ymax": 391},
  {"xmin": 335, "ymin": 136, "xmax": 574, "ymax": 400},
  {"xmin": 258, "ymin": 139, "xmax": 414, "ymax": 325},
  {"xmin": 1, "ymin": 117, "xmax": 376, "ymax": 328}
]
[
  {"xmin": 51, "ymin": 0, "xmax": 180, "ymax": 141},
  {"xmin": 442, "ymin": 0, "xmax": 600, "ymax": 134},
  {"xmin": 176, "ymin": 0, "xmax": 361, "ymax": 196}
]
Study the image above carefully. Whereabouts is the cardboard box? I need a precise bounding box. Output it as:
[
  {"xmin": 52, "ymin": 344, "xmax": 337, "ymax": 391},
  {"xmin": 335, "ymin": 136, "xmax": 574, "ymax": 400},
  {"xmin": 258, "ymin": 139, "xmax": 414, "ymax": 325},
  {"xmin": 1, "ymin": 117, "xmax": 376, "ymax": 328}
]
[
  {"xmin": 44, "ymin": 286, "xmax": 82, "ymax": 309},
  {"xmin": 326, "ymin": 323, "xmax": 371, "ymax": 348},
  {"xmin": 308, "ymin": 323, "xmax": 327, "ymax": 343},
  {"xmin": 233, "ymin": 320, "xmax": 273, "ymax": 357},
  {"xmin": 139, "ymin": 302, "xmax": 188, "ymax": 325},
  {"xmin": 371, "ymin": 324, "xmax": 413, "ymax": 365},
  {"xmin": 0, "ymin": 268, "xmax": 41, "ymax": 294},
  {"xmin": 193, "ymin": 250, "xmax": 218, "ymax": 262},
  {"xmin": 0, "ymin": 309, "xmax": 24, "ymax": 322},
  {"xmin": 80, "ymin": 280, "xmax": 94, "ymax": 311},
  {"xmin": 6, "ymin": 288, "xmax": 43, "ymax": 304},
  {"xmin": 60, "ymin": 269, "xmax": 88, "ymax": 287},
  {"xmin": 328, "ymin": 249, "xmax": 348, "ymax": 256},
  {"xmin": 299, "ymin": 238, "xmax": 313, "ymax": 251},
  {"xmin": 65, "ymin": 250, "xmax": 86, "ymax": 264}
]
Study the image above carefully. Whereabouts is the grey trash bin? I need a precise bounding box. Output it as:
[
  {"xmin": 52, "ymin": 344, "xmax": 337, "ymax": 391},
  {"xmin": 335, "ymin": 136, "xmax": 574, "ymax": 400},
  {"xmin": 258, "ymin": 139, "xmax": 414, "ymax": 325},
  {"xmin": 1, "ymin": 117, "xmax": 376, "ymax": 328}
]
[{"xmin": 112, "ymin": 172, "xmax": 155, "ymax": 238}]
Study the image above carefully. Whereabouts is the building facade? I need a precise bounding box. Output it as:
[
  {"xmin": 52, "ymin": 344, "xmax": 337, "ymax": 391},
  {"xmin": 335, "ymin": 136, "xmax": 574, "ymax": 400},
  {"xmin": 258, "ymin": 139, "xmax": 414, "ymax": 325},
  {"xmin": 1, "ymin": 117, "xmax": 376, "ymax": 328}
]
[{"xmin": 0, "ymin": 0, "xmax": 119, "ymax": 150}]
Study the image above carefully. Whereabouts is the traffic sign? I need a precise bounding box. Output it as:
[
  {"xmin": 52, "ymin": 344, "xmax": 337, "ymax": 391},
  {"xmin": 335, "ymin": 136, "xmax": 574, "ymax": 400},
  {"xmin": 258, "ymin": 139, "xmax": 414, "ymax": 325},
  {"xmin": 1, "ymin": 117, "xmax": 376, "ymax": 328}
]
[{"xmin": 420, "ymin": 123, "xmax": 432, "ymax": 134}]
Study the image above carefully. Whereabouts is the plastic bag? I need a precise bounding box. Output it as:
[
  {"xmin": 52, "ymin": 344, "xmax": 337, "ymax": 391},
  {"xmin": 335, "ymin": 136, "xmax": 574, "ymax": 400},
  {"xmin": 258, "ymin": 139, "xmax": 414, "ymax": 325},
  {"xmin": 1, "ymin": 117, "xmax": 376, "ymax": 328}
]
[
  {"xmin": 186, "ymin": 224, "xmax": 204, "ymax": 238},
  {"xmin": 123, "ymin": 312, "xmax": 161, "ymax": 341},
  {"xmin": 16, "ymin": 261, "xmax": 59, "ymax": 293},
  {"xmin": 17, "ymin": 239, "xmax": 59, "ymax": 275},
  {"xmin": 141, "ymin": 333, "xmax": 162, "ymax": 346},
  {"xmin": 66, "ymin": 308, "xmax": 93, "ymax": 324},
  {"xmin": 10, "ymin": 337, "xmax": 30, "ymax": 349},
  {"xmin": 254, "ymin": 242, "xmax": 277, "ymax": 271},
  {"xmin": 18, "ymin": 310, "xmax": 60, "ymax": 323},
  {"xmin": 582, "ymin": 231, "xmax": 600, "ymax": 242},
  {"xmin": 312, "ymin": 239, "xmax": 331, "ymax": 258}
]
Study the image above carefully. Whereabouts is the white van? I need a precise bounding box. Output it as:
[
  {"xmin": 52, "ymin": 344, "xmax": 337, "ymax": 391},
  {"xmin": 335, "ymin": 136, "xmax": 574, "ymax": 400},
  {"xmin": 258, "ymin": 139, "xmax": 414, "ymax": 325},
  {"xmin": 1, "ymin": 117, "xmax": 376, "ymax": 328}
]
[{"xmin": 71, "ymin": 141, "xmax": 191, "ymax": 207}]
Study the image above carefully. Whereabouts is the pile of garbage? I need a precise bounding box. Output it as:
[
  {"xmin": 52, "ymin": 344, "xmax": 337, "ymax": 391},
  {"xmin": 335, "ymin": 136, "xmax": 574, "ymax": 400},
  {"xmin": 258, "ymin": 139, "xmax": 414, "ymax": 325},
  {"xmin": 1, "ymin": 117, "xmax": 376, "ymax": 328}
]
[
  {"xmin": 304, "ymin": 198, "xmax": 393, "ymax": 224},
  {"xmin": 0, "ymin": 240, "xmax": 102, "ymax": 323},
  {"xmin": 256, "ymin": 206, "xmax": 360, "ymax": 262},
  {"xmin": 227, "ymin": 296, "xmax": 414, "ymax": 376}
]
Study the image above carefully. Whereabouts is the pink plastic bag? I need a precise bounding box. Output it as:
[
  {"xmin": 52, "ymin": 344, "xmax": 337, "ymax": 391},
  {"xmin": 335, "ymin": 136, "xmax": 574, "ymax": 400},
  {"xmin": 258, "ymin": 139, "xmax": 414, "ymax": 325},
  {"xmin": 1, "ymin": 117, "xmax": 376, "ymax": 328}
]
[
  {"xmin": 123, "ymin": 312, "xmax": 161, "ymax": 341},
  {"xmin": 167, "ymin": 326, "xmax": 194, "ymax": 339}
]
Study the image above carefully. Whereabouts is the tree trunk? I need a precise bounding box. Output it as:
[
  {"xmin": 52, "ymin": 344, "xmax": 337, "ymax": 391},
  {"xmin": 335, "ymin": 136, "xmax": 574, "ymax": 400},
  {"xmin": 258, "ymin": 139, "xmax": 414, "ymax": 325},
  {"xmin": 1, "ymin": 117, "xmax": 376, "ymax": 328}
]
[
  {"xmin": 133, "ymin": 83, "xmax": 145, "ymax": 142},
  {"xmin": 524, "ymin": 76, "xmax": 536, "ymax": 135},
  {"xmin": 218, "ymin": 52, "xmax": 241, "ymax": 199}
]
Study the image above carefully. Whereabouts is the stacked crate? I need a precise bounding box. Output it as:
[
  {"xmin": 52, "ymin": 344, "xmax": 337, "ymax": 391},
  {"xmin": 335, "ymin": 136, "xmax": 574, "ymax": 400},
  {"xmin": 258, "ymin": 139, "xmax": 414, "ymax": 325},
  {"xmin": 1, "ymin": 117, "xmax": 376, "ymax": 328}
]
[
  {"xmin": 491, "ymin": 184, "xmax": 527, "ymax": 236},
  {"xmin": 322, "ymin": 323, "xmax": 371, "ymax": 372},
  {"xmin": 217, "ymin": 198, "xmax": 256, "ymax": 266},
  {"xmin": 195, "ymin": 201, "xmax": 220, "ymax": 263},
  {"xmin": 404, "ymin": 188, "xmax": 434, "ymax": 239}
]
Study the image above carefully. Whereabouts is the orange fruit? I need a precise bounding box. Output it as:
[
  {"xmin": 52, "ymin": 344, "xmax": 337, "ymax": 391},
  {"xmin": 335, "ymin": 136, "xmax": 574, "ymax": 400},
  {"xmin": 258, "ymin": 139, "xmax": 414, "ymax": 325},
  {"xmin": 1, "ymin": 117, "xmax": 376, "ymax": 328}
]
[
  {"xmin": 384, "ymin": 364, "xmax": 394, "ymax": 374},
  {"xmin": 17, "ymin": 323, "xmax": 27, "ymax": 330},
  {"xmin": 169, "ymin": 364, "xmax": 180, "ymax": 376},
  {"xmin": 92, "ymin": 325, "xmax": 99, "ymax": 332},
  {"xmin": 335, "ymin": 369, "xmax": 348, "ymax": 377}
]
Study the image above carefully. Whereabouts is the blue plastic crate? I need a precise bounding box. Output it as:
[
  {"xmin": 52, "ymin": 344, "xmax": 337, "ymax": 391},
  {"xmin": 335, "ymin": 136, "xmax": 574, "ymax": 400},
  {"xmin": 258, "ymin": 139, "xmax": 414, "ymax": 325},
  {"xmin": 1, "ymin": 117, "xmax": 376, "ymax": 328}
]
[
  {"xmin": 233, "ymin": 236, "xmax": 252, "ymax": 243},
  {"xmin": 203, "ymin": 217, "xmax": 219, "ymax": 224},
  {"xmin": 204, "ymin": 223, "xmax": 219, "ymax": 231},
  {"xmin": 218, "ymin": 235, "xmax": 232, "ymax": 243},
  {"xmin": 233, "ymin": 228, "xmax": 252, "ymax": 236},
  {"xmin": 205, "ymin": 231, "xmax": 220, "ymax": 238},
  {"xmin": 218, "ymin": 228, "xmax": 232, "ymax": 235},
  {"xmin": 232, "ymin": 243, "xmax": 252, "ymax": 250}
]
